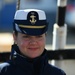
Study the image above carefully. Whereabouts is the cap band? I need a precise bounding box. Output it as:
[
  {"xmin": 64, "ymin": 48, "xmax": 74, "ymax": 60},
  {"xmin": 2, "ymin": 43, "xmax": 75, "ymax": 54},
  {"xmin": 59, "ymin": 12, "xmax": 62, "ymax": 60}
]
[
  {"xmin": 14, "ymin": 20, "xmax": 47, "ymax": 26},
  {"xmin": 18, "ymin": 25, "xmax": 46, "ymax": 29}
]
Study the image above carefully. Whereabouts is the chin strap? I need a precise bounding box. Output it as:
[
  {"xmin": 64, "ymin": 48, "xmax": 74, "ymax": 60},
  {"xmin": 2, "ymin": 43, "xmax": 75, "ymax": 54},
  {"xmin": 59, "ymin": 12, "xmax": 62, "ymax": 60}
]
[{"xmin": 10, "ymin": 44, "xmax": 17, "ymax": 60}]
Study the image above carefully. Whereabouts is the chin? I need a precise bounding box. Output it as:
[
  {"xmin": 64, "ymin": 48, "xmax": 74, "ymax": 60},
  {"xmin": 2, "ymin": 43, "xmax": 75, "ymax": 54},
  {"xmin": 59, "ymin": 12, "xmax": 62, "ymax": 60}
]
[{"xmin": 29, "ymin": 54, "xmax": 40, "ymax": 59}]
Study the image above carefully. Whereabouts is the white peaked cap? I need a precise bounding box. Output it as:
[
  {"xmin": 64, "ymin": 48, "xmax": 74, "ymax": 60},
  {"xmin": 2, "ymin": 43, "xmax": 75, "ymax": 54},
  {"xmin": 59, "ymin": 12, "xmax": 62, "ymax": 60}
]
[
  {"xmin": 13, "ymin": 9, "xmax": 48, "ymax": 35},
  {"xmin": 14, "ymin": 9, "xmax": 46, "ymax": 20}
]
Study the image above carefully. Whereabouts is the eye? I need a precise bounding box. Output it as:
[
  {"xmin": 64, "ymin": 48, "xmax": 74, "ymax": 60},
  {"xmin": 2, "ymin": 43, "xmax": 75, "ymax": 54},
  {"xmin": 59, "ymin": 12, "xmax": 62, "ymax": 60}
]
[
  {"xmin": 22, "ymin": 35, "xmax": 29, "ymax": 38},
  {"xmin": 36, "ymin": 35, "xmax": 43, "ymax": 38}
]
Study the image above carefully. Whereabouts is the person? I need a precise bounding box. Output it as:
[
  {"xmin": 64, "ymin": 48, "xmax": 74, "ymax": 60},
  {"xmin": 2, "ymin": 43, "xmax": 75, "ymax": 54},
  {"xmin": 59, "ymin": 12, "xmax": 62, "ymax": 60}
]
[{"xmin": 0, "ymin": 9, "xmax": 66, "ymax": 75}]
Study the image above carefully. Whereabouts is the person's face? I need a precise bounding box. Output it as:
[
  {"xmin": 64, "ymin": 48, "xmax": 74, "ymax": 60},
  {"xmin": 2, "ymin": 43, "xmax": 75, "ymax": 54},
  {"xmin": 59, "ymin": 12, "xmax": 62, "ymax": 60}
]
[{"xmin": 13, "ymin": 32, "xmax": 46, "ymax": 58}]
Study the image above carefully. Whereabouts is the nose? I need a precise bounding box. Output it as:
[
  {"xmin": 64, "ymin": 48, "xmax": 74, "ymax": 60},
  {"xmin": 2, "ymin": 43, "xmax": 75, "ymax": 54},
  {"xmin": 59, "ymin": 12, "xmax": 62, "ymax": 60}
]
[{"xmin": 29, "ymin": 38, "xmax": 37, "ymax": 45}]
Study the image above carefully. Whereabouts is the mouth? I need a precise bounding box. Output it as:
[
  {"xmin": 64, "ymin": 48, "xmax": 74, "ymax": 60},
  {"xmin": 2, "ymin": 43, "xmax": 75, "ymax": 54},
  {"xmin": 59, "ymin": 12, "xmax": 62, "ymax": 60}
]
[{"xmin": 28, "ymin": 47, "xmax": 39, "ymax": 51}]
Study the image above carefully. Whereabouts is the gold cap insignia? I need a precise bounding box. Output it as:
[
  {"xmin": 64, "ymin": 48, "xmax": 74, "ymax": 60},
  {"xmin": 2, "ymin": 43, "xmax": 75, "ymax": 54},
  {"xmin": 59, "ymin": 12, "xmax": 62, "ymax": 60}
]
[{"xmin": 30, "ymin": 12, "xmax": 37, "ymax": 24}]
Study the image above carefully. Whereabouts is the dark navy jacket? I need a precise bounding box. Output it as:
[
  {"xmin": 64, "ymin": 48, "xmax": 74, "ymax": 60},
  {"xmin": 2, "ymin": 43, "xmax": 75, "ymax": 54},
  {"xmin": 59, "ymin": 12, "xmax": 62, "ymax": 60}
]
[{"xmin": 0, "ymin": 45, "xmax": 66, "ymax": 75}]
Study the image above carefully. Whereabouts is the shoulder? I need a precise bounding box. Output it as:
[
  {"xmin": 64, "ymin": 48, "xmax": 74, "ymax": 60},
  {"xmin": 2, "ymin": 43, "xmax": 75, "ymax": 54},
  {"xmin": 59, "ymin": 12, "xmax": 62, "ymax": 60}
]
[
  {"xmin": 46, "ymin": 63, "xmax": 66, "ymax": 75},
  {"xmin": 0, "ymin": 62, "xmax": 10, "ymax": 73}
]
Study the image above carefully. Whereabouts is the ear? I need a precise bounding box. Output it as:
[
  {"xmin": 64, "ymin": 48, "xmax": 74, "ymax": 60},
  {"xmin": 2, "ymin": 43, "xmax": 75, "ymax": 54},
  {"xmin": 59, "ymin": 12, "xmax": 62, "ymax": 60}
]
[{"xmin": 13, "ymin": 31, "xmax": 17, "ymax": 44}]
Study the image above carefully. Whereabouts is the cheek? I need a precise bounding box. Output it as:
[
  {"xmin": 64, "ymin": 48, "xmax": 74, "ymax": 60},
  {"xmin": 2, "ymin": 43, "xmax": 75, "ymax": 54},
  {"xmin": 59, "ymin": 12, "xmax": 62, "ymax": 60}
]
[
  {"xmin": 17, "ymin": 40, "xmax": 27, "ymax": 48},
  {"xmin": 20, "ymin": 41, "xmax": 25, "ymax": 45},
  {"xmin": 39, "ymin": 39, "xmax": 46, "ymax": 47}
]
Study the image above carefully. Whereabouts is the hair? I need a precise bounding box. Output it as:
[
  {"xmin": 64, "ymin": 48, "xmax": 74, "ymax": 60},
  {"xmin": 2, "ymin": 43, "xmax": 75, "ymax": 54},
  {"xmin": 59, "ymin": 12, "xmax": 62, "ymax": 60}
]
[{"xmin": 13, "ymin": 31, "xmax": 18, "ymax": 36}]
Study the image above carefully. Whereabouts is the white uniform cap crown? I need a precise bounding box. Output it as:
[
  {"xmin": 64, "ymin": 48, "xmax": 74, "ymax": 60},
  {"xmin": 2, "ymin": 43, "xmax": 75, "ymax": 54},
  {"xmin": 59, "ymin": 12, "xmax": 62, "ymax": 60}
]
[{"xmin": 14, "ymin": 9, "xmax": 46, "ymax": 20}]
